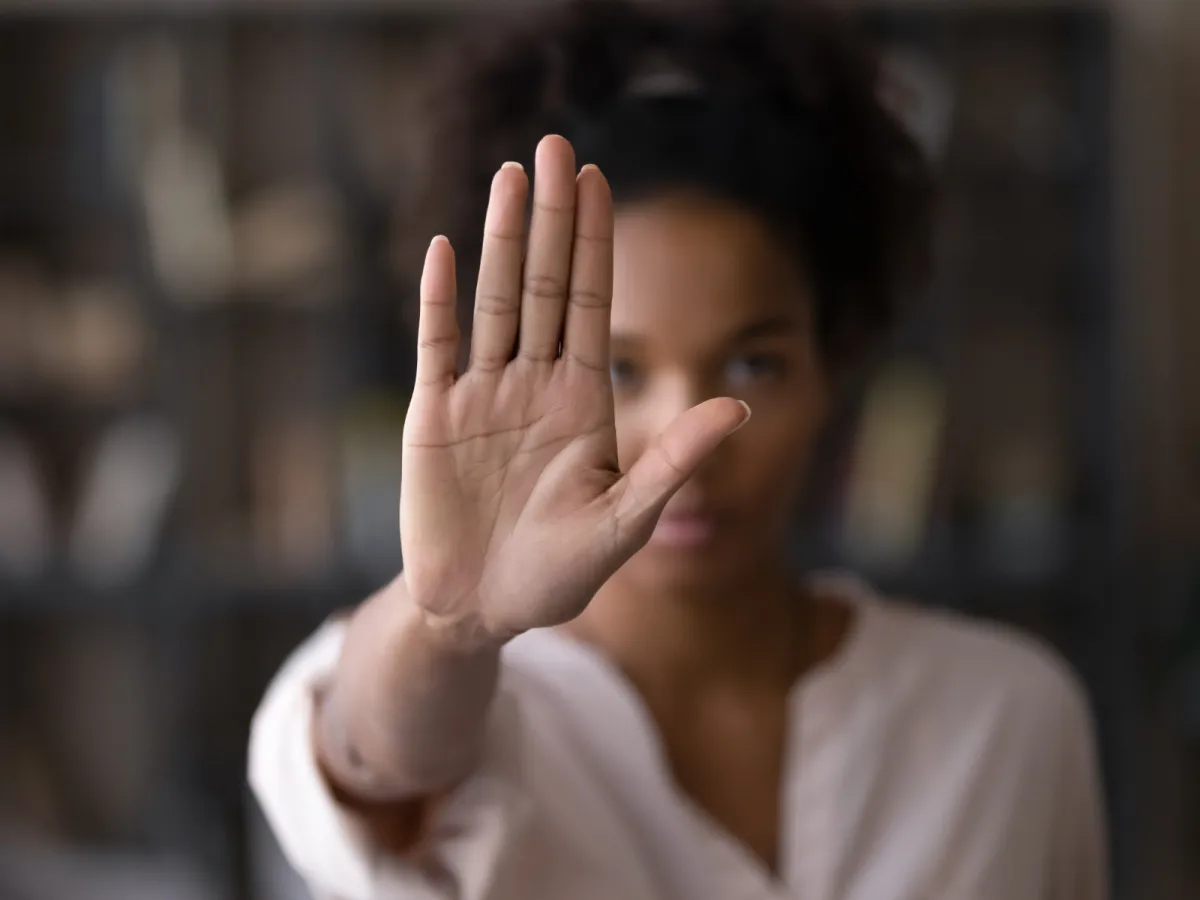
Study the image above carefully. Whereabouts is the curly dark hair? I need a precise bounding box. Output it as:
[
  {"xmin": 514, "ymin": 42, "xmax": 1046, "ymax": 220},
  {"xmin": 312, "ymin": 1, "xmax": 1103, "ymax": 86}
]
[{"xmin": 403, "ymin": 0, "xmax": 935, "ymax": 373}]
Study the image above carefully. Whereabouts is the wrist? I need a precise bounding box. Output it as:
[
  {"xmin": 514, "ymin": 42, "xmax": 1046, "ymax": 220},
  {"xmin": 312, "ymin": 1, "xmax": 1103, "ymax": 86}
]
[
  {"xmin": 378, "ymin": 573, "xmax": 507, "ymax": 656},
  {"xmin": 413, "ymin": 605, "xmax": 510, "ymax": 656},
  {"xmin": 389, "ymin": 574, "xmax": 513, "ymax": 655}
]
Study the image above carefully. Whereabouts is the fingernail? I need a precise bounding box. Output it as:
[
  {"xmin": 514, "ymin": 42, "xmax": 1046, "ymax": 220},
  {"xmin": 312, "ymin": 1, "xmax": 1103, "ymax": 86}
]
[
  {"xmin": 731, "ymin": 400, "xmax": 752, "ymax": 432},
  {"xmin": 501, "ymin": 161, "xmax": 523, "ymax": 171},
  {"xmin": 580, "ymin": 163, "xmax": 600, "ymax": 174}
]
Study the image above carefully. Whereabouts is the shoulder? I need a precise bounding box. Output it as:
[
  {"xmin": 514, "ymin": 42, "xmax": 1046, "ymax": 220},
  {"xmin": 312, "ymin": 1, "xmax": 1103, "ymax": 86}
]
[
  {"xmin": 825, "ymin": 574, "xmax": 1094, "ymax": 745},
  {"xmin": 917, "ymin": 605, "xmax": 1083, "ymax": 714}
]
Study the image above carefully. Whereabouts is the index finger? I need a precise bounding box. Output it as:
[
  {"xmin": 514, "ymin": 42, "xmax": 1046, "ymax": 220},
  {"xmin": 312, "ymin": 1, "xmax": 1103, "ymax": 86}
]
[{"xmin": 561, "ymin": 164, "xmax": 614, "ymax": 373}]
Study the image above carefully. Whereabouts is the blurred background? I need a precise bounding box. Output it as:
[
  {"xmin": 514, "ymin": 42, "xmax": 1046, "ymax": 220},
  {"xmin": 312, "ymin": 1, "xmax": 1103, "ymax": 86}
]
[{"xmin": 0, "ymin": 0, "xmax": 1196, "ymax": 898}]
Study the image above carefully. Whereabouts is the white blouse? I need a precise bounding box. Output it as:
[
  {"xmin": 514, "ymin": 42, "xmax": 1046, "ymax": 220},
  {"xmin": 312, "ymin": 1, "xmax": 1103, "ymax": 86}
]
[{"xmin": 249, "ymin": 575, "xmax": 1107, "ymax": 900}]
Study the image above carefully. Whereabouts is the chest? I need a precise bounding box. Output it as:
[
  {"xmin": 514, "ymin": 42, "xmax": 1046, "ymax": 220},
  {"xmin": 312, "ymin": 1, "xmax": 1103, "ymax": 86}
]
[
  {"xmin": 509, "ymin": 631, "xmax": 1060, "ymax": 900},
  {"xmin": 655, "ymin": 697, "xmax": 791, "ymax": 874}
]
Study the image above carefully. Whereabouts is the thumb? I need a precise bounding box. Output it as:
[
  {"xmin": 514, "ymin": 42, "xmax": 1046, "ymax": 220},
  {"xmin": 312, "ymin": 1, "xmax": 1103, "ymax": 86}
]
[{"xmin": 609, "ymin": 397, "xmax": 751, "ymax": 540}]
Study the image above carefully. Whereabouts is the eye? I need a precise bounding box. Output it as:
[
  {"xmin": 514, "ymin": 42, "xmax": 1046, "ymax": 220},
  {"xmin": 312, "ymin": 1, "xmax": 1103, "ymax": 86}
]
[
  {"xmin": 610, "ymin": 358, "xmax": 641, "ymax": 389},
  {"xmin": 725, "ymin": 353, "xmax": 786, "ymax": 387}
]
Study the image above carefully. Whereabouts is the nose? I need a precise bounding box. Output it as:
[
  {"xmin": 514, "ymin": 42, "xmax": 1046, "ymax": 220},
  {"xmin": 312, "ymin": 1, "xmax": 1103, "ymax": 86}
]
[
  {"xmin": 616, "ymin": 368, "xmax": 732, "ymax": 479},
  {"xmin": 647, "ymin": 371, "xmax": 710, "ymax": 430}
]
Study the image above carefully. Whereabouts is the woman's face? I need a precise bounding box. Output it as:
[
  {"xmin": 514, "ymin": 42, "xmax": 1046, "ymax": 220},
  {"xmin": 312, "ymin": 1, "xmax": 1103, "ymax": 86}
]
[{"xmin": 610, "ymin": 194, "xmax": 831, "ymax": 589}]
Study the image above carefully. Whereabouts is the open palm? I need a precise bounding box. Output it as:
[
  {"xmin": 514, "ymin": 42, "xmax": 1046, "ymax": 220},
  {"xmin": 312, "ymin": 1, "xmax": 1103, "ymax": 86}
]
[{"xmin": 400, "ymin": 136, "xmax": 748, "ymax": 645}]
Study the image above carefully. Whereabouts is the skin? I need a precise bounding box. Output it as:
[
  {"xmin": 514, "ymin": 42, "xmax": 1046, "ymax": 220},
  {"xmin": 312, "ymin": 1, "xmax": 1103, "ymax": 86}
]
[{"xmin": 317, "ymin": 135, "xmax": 852, "ymax": 873}]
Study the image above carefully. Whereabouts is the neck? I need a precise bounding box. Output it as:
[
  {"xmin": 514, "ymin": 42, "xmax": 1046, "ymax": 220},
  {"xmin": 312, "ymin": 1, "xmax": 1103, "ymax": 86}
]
[{"xmin": 570, "ymin": 557, "xmax": 815, "ymax": 696}]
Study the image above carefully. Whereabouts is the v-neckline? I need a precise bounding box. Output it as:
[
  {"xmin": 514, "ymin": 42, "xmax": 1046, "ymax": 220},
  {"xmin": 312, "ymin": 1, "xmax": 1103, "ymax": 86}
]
[{"xmin": 525, "ymin": 575, "xmax": 876, "ymax": 896}]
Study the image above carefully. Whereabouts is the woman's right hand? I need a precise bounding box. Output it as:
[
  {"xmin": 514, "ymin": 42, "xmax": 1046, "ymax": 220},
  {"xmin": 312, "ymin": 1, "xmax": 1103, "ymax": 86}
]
[{"xmin": 400, "ymin": 135, "xmax": 749, "ymax": 650}]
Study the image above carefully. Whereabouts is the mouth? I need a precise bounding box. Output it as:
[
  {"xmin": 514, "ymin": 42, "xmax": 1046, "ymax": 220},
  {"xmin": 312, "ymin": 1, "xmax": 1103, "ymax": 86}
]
[{"xmin": 650, "ymin": 510, "xmax": 724, "ymax": 550}]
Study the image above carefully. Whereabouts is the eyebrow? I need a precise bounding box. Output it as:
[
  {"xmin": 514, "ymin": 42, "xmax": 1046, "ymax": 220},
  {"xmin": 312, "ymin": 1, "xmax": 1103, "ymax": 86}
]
[
  {"xmin": 729, "ymin": 315, "xmax": 800, "ymax": 343},
  {"xmin": 610, "ymin": 315, "xmax": 801, "ymax": 350}
]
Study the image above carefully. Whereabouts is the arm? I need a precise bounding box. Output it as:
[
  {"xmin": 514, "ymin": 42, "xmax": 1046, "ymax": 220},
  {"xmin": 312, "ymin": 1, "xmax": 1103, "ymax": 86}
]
[
  {"xmin": 251, "ymin": 136, "xmax": 746, "ymax": 899},
  {"xmin": 312, "ymin": 575, "xmax": 502, "ymax": 849},
  {"xmin": 248, "ymin": 612, "xmax": 525, "ymax": 900},
  {"xmin": 314, "ymin": 138, "xmax": 744, "ymax": 842}
]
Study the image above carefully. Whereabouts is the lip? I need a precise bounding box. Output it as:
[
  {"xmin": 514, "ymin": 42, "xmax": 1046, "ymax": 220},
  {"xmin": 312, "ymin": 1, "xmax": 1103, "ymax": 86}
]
[{"xmin": 650, "ymin": 511, "xmax": 723, "ymax": 549}]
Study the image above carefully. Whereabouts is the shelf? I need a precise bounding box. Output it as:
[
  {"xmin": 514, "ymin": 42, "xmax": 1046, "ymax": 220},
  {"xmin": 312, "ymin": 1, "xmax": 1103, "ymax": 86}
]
[
  {"xmin": 0, "ymin": 0, "xmax": 1108, "ymax": 16},
  {"xmin": 0, "ymin": 557, "xmax": 1090, "ymax": 620},
  {"xmin": 0, "ymin": 0, "xmax": 494, "ymax": 13},
  {"xmin": 0, "ymin": 389, "xmax": 144, "ymax": 422},
  {"xmin": 0, "ymin": 564, "xmax": 381, "ymax": 617}
]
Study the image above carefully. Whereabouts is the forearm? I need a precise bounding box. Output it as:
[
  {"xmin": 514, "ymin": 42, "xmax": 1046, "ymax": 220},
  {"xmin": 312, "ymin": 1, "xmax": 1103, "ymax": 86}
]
[{"xmin": 316, "ymin": 575, "xmax": 503, "ymax": 803}]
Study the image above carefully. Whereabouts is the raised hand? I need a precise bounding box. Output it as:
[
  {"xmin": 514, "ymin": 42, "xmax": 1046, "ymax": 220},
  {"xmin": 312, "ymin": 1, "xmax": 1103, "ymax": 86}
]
[{"xmin": 400, "ymin": 135, "xmax": 749, "ymax": 647}]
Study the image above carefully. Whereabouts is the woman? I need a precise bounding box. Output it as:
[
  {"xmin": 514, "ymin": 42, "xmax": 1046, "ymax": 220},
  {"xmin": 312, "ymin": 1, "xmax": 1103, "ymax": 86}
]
[{"xmin": 249, "ymin": 1, "xmax": 1107, "ymax": 897}]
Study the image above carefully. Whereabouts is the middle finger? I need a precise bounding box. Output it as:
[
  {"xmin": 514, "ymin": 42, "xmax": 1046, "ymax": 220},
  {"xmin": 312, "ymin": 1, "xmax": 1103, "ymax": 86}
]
[{"xmin": 518, "ymin": 135, "xmax": 577, "ymax": 363}]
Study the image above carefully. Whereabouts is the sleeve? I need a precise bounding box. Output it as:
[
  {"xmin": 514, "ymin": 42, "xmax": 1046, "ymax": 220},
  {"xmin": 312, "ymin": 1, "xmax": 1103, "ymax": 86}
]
[
  {"xmin": 247, "ymin": 620, "xmax": 534, "ymax": 900},
  {"xmin": 1046, "ymin": 677, "xmax": 1110, "ymax": 900}
]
